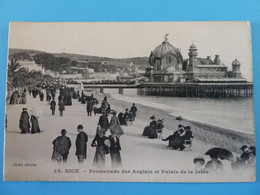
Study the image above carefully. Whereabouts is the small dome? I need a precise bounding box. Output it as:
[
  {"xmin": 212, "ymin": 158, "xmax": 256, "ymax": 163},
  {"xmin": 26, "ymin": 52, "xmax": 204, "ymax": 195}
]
[{"xmin": 232, "ymin": 59, "xmax": 241, "ymax": 66}]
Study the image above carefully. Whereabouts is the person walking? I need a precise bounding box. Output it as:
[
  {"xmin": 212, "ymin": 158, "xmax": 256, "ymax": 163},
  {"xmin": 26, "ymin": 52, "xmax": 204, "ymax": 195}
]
[
  {"xmin": 52, "ymin": 129, "xmax": 71, "ymax": 163},
  {"xmin": 130, "ymin": 103, "xmax": 137, "ymax": 121},
  {"xmin": 75, "ymin": 125, "xmax": 88, "ymax": 164},
  {"xmin": 19, "ymin": 108, "xmax": 30, "ymax": 134},
  {"xmin": 91, "ymin": 127, "xmax": 110, "ymax": 168},
  {"xmin": 30, "ymin": 115, "xmax": 40, "ymax": 134},
  {"xmin": 50, "ymin": 98, "xmax": 56, "ymax": 116},
  {"xmin": 58, "ymin": 100, "xmax": 65, "ymax": 117},
  {"xmin": 109, "ymin": 134, "xmax": 122, "ymax": 168},
  {"xmin": 40, "ymin": 92, "xmax": 44, "ymax": 101},
  {"xmin": 86, "ymin": 99, "xmax": 94, "ymax": 116},
  {"xmin": 108, "ymin": 111, "xmax": 124, "ymax": 136},
  {"xmin": 98, "ymin": 112, "xmax": 109, "ymax": 130}
]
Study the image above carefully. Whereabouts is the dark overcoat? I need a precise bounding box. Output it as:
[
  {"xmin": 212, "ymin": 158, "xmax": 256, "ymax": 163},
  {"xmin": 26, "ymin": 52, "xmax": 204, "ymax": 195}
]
[
  {"xmin": 98, "ymin": 114, "xmax": 109, "ymax": 129},
  {"xmin": 19, "ymin": 111, "xmax": 30, "ymax": 133},
  {"xmin": 31, "ymin": 115, "xmax": 40, "ymax": 133},
  {"xmin": 75, "ymin": 131, "xmax": 88, "ymax": 159}
]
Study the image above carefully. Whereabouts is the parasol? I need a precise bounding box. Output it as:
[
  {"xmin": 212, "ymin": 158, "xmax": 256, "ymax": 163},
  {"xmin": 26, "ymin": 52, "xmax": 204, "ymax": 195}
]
[{"xmin": 205, "ymin": 147, "xmax": 234, "ymax": 161}]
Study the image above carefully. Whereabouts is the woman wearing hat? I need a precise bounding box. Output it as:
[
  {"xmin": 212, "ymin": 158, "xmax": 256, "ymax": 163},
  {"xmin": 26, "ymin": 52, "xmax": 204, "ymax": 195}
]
[
  {"xmin": 91, "ymin": 128, "xmax": 110, "ymax": 168},
  {"xmin": 108, "ymin": 111, "xmax": 124, "ymax": 136},
  {"xmin": 19, "ymin": 108, "xmax": 30, "ymax": 134},
  {"xmin": 109, "ymin": 134, "xmax": 122, "ymax": 168}
]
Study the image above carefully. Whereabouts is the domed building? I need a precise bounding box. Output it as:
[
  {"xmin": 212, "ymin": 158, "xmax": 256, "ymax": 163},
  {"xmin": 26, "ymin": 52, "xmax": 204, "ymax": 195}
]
[
  {"xmin": 146, "ymin": 35, "xmax": 246, "ymax": 83},
  {"xmin": 147, "ymin": 34, "xmax": 185, "ymax": 83}
]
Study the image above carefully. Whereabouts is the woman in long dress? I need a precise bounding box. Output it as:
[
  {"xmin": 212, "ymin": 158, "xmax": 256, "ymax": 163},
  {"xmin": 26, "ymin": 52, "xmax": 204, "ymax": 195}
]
[
  {"xmin": 109, "ymin": 134, "xmax": 122, "ymax": 168},
  {"xmin": 31, "ymin": 115, "xmax": 40, "ymax": 134},
  {"xmin": 19, "ymin": 108, "xmax": 30, "ymax": 134},
  {"xmin": 91, "ymin": 128, "xmax": 110, "ymax": 168},
  {"xmin": 108, "ymin": 111, "xmax": 124, "ymax": 136}
]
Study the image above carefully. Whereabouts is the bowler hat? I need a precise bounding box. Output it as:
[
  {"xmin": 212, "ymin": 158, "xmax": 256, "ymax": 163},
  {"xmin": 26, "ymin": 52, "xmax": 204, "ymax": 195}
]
[{"xmin": 77, "ymin": 124, "xmax": 84, "ymax": 129}]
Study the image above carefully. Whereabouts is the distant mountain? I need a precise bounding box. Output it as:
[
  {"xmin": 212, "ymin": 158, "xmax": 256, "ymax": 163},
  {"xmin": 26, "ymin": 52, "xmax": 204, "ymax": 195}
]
[
  {"xmin": 9, "ymin": 48, "xmax": 43, "ymax": 56},
  {"xmin": 9, "ymin": 48, "xmax": 149, "ymax": 69}
]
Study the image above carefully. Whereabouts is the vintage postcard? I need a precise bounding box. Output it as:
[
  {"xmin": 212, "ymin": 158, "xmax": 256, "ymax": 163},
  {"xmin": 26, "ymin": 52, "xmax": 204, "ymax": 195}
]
[{"xmin": 4, "ymin": 22, "xmax": 255, "ymax": 182}]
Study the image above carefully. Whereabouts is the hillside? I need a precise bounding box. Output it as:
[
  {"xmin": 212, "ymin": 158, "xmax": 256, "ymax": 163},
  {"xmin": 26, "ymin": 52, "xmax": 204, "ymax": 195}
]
[{"xmin": 9, "ymin": 48, "xmax": 149, "ymax": 69}]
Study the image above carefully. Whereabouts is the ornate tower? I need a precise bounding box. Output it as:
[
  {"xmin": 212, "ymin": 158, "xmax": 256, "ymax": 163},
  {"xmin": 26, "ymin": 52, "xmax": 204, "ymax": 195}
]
[
  {"xmin": 214, "ymin": 55, "xmax": 221, "ymax": 65},
  {"xmin": 187, "ymin": 44, "xmax": 198, "ymax": 80},
  {"xmin": 231, "ymin": 59, "xmax": 242, "ymax": 78}
]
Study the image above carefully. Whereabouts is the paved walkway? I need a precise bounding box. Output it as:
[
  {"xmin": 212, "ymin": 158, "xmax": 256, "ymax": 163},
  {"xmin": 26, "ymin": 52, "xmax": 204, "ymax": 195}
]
[{"xmin": 4, "ymin": 92, "xmax": 250, "ymax": 182}]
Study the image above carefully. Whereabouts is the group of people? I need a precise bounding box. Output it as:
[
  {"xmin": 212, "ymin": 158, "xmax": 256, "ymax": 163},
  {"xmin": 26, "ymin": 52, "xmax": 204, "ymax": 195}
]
[
  {"xmin": 192, "ymin": 144, "xmax": 256, "ymax": 173},
  {"xmin": 19, "ymin": 108, "xmax": 41, "ymax": 134},
  {"xmin": 118, "ymin": 103, "xmax": 137, "ymax": 126},
  {"xmin": 50, "ymin": 87, "xmax": 126, "ymax": 168},
  {"xmin": 142, "ymin": 115, "xmax": 164, "ymax": 139},
  {"xmin": 162, "ymin": 124, "xmax": 193, "ymax": 151},
  {"xmin": 9, "ymin": 90, "xmax": 27, "ymax": 104},
  {"xmin": 52, "ymin": 119, "xmax": 123, "ymax": 168}
]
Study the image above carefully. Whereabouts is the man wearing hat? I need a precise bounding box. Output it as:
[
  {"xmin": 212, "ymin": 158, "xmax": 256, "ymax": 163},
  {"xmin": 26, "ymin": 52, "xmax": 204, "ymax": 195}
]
[
  {"xmin": 162, "ymin": 124, "xmax": 184, "ymax": 147},
  {"xmin": 75, "ymin": 124, "xmax": 88, "ymax": 164},
  {"xmin": 98, "ymin": 112, "xmax": 109, "ymax": 130},
  {"xmin": 52, "ymin": 129, "xmax": 71, "ymax": 163},
  {"xmin": 130, "ymin": 103, "xmax": 137, "ymax": 121}
]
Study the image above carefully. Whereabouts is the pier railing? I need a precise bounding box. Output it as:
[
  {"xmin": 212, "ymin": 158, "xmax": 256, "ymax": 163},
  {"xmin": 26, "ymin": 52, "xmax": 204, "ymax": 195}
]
[{"xmin": 138, "ymin": 82, "xmax": 254, "ymax": 98}]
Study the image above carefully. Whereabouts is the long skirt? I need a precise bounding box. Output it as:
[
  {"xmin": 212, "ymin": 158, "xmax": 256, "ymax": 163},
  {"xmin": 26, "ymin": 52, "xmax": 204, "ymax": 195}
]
[
  {"xmin": 93, "ymin": 146, "xmax": 106, "ymax": 168},
  {"xmin": 148, "ymin": 127, "xmax": 158, "ymax": 139},
  {"xmin": 142, "ymin": 126, "xmax": 150, "ymax": 136},
  {"xmin": 109, "ymin": 124, "xmax": 124, "ymax": 136},
  {"xmin": 110, "ymin": 150, "xmax": 122, "ymax": 168},
  {"xmin": 171, "ymin": 138, "xmax": 184, "ymax": 149},
  {"xmin": 31, "ymin": 117, "xmax": 40, "ymax": 134},
  {"xmin": 19, "ymin": 119, "xmax": 30, "ymax": 134}
]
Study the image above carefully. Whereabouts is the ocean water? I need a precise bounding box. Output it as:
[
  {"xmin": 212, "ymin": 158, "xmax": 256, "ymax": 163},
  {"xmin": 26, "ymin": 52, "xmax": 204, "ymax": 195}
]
[{"xmin": 103, "ymin": 88, "xmax": 255, "ymax": 134}]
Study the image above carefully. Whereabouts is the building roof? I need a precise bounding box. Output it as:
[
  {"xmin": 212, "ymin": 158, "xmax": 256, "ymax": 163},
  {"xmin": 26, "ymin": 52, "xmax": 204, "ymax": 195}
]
[
  {"xmin": 197, "ymin": 65, "xmax": 228, "ymax": 68},
  {"xmin": 149, "ymin": 39, "xmax": 183, "ymax": 62},
  {"xmin": 195, "ymin": 78, "xmax": 247, "ymax": 82},
  {"xmin": 232, "ymin": 59, "xmax": 241, "ymax": 66}
]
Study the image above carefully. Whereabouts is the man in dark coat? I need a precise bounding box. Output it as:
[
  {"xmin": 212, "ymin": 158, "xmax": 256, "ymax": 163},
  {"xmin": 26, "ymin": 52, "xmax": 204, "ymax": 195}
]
[
  {"xmin": 98, "ymin": 112, "xmax": 109, "ymax": 130},
  {"xmin": 52, "ymin": 129, "xmax": 71, "ymax": 163},
  {"xmin": 40, "ymin": 92, "xmax": 44, "ymax": 101},
  {"xmin": 75, "ymin": 125, "xmax": 88, "ymax": 164},
  {"xmin": 162, "ymin": 124, "xmax": 184, "ymax": 147},
  {"xmin": 58, "ymin": 100, "xmax": 65, "ymax": 117},
  {"xmin": 130, "ymin": 103, "xmax": 137, "ymax": 121},
  {"xmin": 19, "ymin": 108, "xmax": 30, "ymax": 134},
  {"xmin": 86, "ymin": 99, "xmax": 94, "ymax": 116},
  {"xmin": 50, "ymin": 98, "xmax": 56, "ymax": 116}
]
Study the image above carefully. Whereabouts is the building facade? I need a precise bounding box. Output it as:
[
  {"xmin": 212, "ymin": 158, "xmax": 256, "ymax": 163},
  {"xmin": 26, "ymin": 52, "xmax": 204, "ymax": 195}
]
[{"xmin": 146, "ymin": 36, "xmax": 246, "ymax": 83}]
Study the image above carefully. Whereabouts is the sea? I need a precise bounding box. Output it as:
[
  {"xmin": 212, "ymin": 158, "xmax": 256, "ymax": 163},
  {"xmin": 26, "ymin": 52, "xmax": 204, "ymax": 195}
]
[{"xmin": 100, "ymin": 88, "xmax": 255, "ymax": 135}]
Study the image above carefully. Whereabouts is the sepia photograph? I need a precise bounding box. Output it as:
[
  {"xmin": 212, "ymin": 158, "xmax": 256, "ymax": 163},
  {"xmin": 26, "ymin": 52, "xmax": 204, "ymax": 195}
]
[{"xmin": 4, "ymin": 21, "xmax": 256, "ymax": 182}]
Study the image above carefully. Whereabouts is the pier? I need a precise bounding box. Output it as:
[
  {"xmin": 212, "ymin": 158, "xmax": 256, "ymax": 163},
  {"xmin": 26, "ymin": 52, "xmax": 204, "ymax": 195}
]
[
  {"xmin": 137, "ymin": 82, "xmax": 254, "ymax": 98},
  {"xmin": 80, "ymin": 82, "xmax": 254, "ymax": 98}
]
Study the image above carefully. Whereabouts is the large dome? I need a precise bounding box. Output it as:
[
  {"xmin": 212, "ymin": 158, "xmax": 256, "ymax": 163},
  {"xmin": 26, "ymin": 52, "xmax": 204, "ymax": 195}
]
[{"xmin": 149, "ymin": 39, "xmax": 183, "ymax": 66}]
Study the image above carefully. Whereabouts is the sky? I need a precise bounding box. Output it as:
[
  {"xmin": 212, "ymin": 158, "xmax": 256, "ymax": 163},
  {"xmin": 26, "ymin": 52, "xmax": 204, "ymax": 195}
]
[{"xmin": 9, "ymin": 22, "xmax": 253, "ymax": 81}]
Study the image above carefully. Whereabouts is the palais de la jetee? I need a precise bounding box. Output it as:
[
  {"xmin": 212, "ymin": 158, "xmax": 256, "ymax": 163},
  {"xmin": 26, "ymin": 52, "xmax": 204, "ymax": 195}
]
[{"xmin": 139, "ymin": 36, "xmax": 253, "ymax": 98}]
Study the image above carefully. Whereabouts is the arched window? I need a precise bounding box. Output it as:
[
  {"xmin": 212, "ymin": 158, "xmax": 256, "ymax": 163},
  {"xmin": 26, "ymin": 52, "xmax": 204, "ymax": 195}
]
[{"xmin": 155, "ymin": 59, "xmax": 161, "ymax": 71}]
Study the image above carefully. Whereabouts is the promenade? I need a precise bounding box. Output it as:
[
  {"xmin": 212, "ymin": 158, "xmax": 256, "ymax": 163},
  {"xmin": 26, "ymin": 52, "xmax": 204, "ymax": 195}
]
[{"xmin": 4, "ymin": 91, "xmax": 253, "ymax": 182}]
